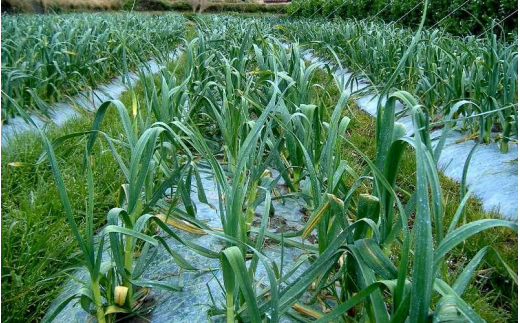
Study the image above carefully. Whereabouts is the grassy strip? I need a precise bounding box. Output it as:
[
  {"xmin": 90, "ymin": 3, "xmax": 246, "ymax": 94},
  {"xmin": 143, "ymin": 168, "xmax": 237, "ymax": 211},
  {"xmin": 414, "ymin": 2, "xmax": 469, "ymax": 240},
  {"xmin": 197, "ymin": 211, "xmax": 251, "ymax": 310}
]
[
  {"xmin": 312, "ymin": 67, "xmax": 518, "ymax": 322},
  {"xmin": 1, "ymin": 114, "xmax": 124, "ymax": 322},
  {"xmin": 0, "ymin": 48, "xmax": 189, "ymax": 323}
]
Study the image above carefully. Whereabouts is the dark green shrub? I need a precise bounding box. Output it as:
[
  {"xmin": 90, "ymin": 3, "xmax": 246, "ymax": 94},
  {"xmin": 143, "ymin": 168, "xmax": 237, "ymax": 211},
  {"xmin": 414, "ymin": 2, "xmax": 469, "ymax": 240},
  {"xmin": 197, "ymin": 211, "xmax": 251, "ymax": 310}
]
[{"xmin": 287, "ymin": 0, "xmax": 517, "ymax": 36}]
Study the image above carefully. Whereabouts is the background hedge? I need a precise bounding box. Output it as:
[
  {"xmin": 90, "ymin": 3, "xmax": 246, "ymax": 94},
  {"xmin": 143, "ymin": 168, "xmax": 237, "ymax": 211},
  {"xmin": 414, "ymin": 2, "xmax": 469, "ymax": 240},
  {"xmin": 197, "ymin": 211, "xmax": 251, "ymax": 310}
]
[{"xmin": 286, "ymin": 0, "xmax": 518, "ymax": 36}]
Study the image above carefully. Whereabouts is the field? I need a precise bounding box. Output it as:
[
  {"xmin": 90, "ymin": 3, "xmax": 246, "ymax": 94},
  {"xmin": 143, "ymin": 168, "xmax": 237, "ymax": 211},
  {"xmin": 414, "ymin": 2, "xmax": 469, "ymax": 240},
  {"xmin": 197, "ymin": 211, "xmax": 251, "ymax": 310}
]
[
  {"xmin": 1, "ymin": 13, "xmax": 185, "ymax": 120},
  {"xmin": 1, "ymin": 5, "xmax": 518, "ymax": 323}
]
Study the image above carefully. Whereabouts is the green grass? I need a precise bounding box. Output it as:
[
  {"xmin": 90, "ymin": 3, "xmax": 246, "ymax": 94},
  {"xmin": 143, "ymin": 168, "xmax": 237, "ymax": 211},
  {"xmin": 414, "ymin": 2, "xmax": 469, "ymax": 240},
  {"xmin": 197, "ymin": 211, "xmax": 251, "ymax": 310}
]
[
  {"xmin": 1, "ymin": 115, "xmax": 123, "ymax": 322},
  {"xmin": 311, "ymin": 66, "xmax": 518, "ymax": 322}
]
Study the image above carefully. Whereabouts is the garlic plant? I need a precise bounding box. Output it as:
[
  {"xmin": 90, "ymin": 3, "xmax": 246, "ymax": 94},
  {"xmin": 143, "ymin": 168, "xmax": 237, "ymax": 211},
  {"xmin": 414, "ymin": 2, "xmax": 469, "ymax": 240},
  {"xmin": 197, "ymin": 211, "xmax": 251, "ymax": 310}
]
[
  {"xmin": 21, "ymin": 10, "xmax": 517, "ymax": 323},
  {"xmin": 278, "ymin": 16, "xmax": 518, "ymax": 152},
  {"xmin": 1, "ymin": 13, "xmax": 186, "ymax": 121}
]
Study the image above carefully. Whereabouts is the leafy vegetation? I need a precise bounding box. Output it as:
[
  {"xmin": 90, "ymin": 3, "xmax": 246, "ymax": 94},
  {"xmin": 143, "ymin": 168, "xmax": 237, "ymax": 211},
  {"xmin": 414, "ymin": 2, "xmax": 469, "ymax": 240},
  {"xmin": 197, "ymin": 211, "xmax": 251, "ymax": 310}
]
[
  {"xmin": 287, "ymin": 0, "xmax": 518, "ymax": 36},
  {"xmin": 1, "ymin": 10, "xmax": 518, "ymax": 323},
  {"xmin": 277, "ymin": 18, "xmax": 518, "ymax": 152},
  {"xmin": 1, "ymin": 116, "xmax": 124, "ymax": 322},
  {"xmin": 1, "ymin": 55, "xmax": 191, "ymax": 322},
  {"xmin": 1, "ymin": 13, "xmax": 186, "ymax": 121}
]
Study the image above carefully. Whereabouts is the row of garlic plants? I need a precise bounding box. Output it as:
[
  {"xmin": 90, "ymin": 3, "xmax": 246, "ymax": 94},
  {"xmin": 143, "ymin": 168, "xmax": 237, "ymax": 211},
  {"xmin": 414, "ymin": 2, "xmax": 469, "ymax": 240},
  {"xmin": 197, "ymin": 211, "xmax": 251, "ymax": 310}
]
[
  {"xmin": 24, "ymin": 12, "xmax": 517, "ymax": 323},
  {"xmin": 272, "ymin": 17, "xmax": 518, "ymax": 152},
  {"xmin": 1, "ymin": 13, "xmax": 186, "ymax": 121}
]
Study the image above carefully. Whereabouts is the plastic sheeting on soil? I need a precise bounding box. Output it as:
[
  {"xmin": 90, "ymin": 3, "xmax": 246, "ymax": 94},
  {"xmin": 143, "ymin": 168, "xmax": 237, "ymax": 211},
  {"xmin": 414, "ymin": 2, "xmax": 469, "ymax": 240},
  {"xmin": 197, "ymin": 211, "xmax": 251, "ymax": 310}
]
[
  {"xmin": 45, "ymin": 169, "xmax": 315, "ymax": 322},
  {"xmin": 299, "ymin": 46, "xmax": 518, "ymax": 221},
  {"xmin": 432, "ymin": 130, "xmax": 518, "ymax": 219},
  {"xmin": 1, "ymin": 52, "xmax": 179, "ymax": 146}
]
